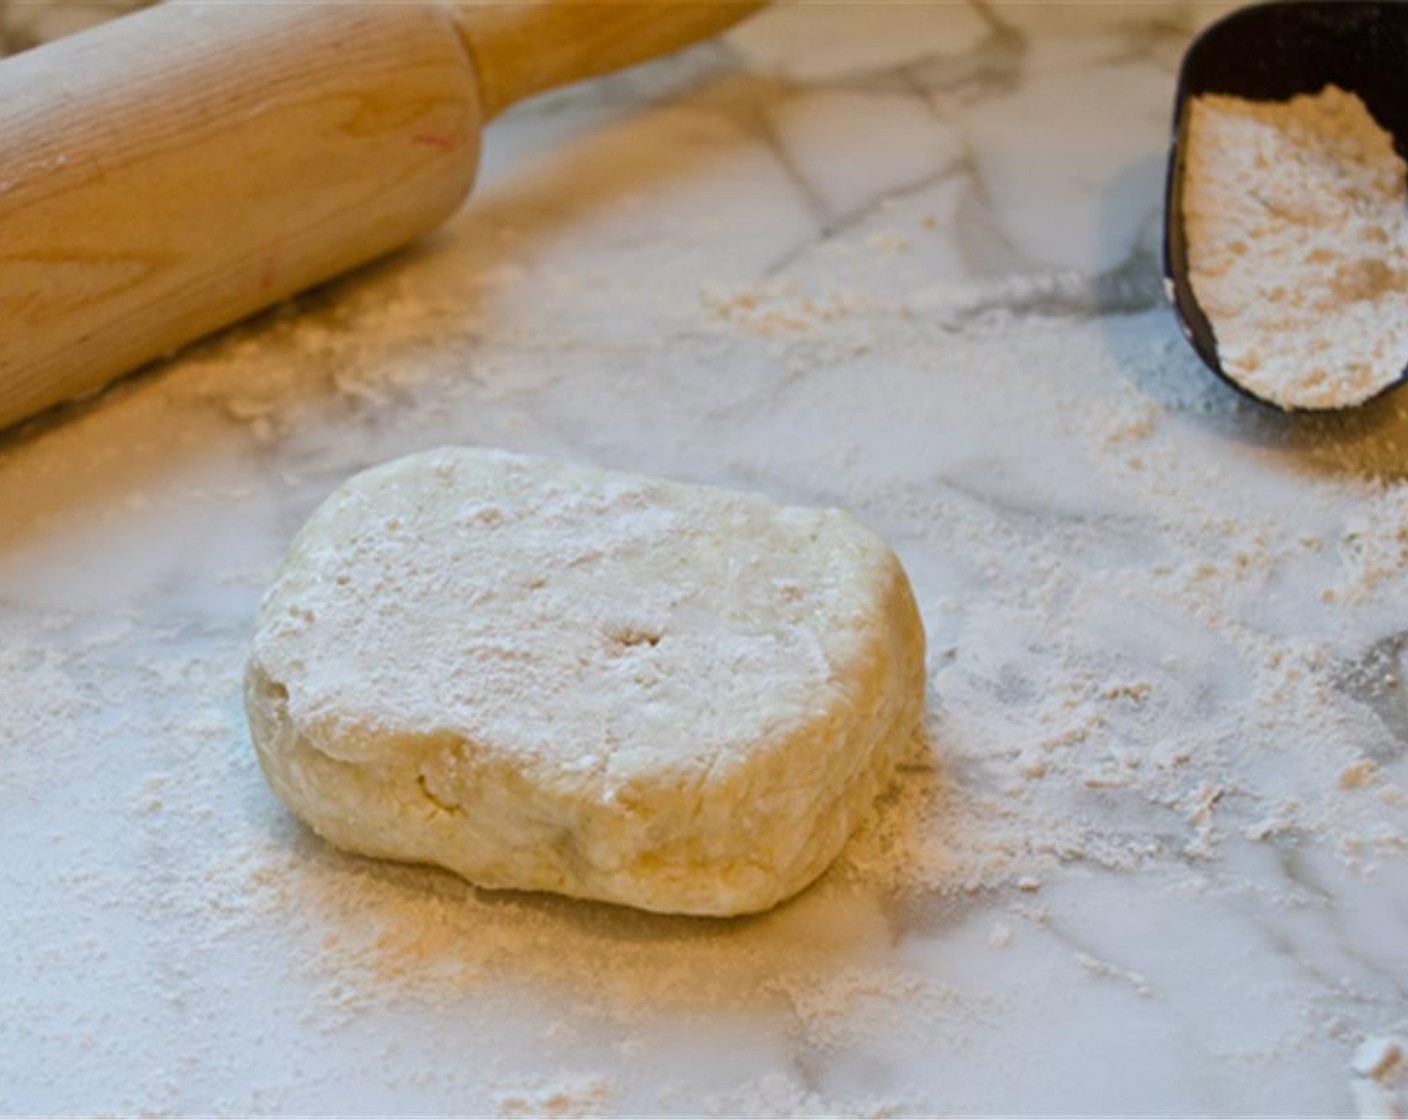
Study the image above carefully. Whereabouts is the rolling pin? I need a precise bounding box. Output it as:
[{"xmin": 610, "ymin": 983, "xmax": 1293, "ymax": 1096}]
[{"xmin": 0, "ymin": 1, "xmax": 764, "ymax": 432}]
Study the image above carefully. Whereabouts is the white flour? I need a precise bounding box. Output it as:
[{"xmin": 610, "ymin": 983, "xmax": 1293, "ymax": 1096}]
[{"xmin": 1184, "ymin": 86, "xmax": 1408, "ymax": 410}]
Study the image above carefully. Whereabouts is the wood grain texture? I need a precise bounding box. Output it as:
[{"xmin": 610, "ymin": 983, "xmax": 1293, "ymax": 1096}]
[
  {"xmin": 457, "ymin": 1, "xmax": 767, "ymax": 120},
  {"xmin": 0, "ymin": 3, "xmax": 480, "ymax": 430}
]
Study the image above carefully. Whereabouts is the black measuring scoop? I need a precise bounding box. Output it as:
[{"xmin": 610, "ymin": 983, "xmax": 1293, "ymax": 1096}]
[{"xmin": 1163, "ymin": 1, "xmax": 1408, "ymax": 411}]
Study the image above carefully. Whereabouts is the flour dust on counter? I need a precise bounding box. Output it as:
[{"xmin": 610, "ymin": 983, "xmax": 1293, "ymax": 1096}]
[{"xmin": 2, "ymin": 0, "xmax": 1406, "ymax": 1115}]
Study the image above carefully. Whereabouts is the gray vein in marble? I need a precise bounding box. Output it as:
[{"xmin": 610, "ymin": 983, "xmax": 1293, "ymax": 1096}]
[
  {"xmin": 904, "ymin": 3, "xmax": 1023, "ymax": 101},
  {"xmin": 1335, "ymin": 633, "xmax": 1408, "ymax": 763},
  {"xmin": 762, "ymin": 162, "xmax": 966, "ymax": 278}
]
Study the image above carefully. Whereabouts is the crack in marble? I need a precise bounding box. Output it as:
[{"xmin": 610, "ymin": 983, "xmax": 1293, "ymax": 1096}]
[
  {"xmin": 1333, "ymin": 631, "xmax": 1408, "ymax": 764},
  {"xmin": 760, "ymin": 162, "xmax": 968, "ymax": 279},
  {"xmin": 1265, "ymin": 843, "xmax": 1408, "ymax": 1003},
  {"xmin": 951, "ymin": 149, "xmax": 1034, "ymax": 279},
  {"xmin": 905, "ymin": 4, "xmax": 1025, "ymax": 102},
  {"xmin": 743, "ymin": 100, "xmax": 834, "ymax": 233}
]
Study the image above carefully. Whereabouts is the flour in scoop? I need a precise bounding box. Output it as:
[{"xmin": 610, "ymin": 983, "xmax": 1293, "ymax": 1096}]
[{"xmin": 1184, "ymin": 85, "xmax": 1408, "ymax": 409}]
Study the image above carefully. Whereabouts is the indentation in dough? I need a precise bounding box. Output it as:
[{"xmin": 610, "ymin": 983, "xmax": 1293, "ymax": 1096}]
[{"xmin": 416, "ymin": 772, "xmax": 463, "ymax": 816}]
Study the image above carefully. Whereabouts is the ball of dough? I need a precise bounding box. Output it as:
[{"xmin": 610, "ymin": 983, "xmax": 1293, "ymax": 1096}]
[{"xmin": 244, "ymin": 447, "xmax": 925, "ymax": 916}]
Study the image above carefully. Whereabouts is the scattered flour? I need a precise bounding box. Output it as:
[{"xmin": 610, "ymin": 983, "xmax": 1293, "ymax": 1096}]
[
  {"xmin": 4, "ymin": 244, "xmax": 1407, "ymax": 1115},
  {"xmin": 701, "ymin": 280, "xmax": 880, "ymax": 338},
  {"xmin": 1073, "ymin": 951, "xmax": 1153, "ymax": 999},
  {"xmin": 1184, "ymin": 86, "xmax": 1408, "ymax": 410},
  {"xmin": 493, "ymin": 1075, "xmax": 612, "ymax": 1118}
]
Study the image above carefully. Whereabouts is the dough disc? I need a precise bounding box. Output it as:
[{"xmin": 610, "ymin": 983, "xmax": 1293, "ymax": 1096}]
[{"xmin": 245, "ymin": 447, "xmax": 925, "ymax": 916}]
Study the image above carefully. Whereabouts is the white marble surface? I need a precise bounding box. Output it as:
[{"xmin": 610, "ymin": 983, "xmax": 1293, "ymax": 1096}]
[{"xmin": 3, "ymin": 3, "xmax": 1408, "ymax": 1115}]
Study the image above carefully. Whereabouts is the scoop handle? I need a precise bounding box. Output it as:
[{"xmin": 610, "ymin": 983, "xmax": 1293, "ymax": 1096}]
[{"xmin": 458, "ymin": 2, "xmax": 765, "ymax": 119}]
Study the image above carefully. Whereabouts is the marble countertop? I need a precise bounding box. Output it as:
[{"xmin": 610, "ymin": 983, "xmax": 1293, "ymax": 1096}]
[{"xmin": 3, "ymin": 3, "xmax": 1407, "ymax": 1115}]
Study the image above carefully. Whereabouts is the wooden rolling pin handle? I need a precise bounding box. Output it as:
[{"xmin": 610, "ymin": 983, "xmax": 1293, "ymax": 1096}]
[
  {"xmin": 461, "ymin": 1, "xmax": 767, "ymax": 120},
  {"xmin": 0, "ymin": 1, "xmax": 763, "ymax": 433}
]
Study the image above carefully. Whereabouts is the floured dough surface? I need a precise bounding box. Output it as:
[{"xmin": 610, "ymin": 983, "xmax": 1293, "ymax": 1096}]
[{"xmin": 244, "ymin": 447, "xmax": 925, "ymax": 916}]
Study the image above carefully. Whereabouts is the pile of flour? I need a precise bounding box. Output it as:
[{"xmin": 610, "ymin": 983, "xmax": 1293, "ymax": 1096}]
[{"xmin": 1184, "ymin": 85, "xmax": 1408, "ymax": 410}]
